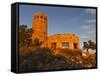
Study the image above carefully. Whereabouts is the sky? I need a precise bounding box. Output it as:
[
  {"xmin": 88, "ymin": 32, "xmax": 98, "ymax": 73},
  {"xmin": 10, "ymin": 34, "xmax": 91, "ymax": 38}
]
[{"xmin": 19, "ymin": 4, "xmax": 96, "ymax": 48}]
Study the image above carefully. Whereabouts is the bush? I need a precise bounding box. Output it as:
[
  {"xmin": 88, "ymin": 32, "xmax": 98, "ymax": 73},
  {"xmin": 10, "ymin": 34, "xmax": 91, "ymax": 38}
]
[{"xmin": 19, "ymin": 47, "xmax": 83, "ymax": 72}]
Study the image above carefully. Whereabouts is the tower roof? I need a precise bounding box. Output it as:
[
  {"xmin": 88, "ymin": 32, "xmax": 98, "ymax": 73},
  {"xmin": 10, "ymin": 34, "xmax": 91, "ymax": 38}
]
[{"xmin": 34, "ymin": 12, "xmax": 47, "ymax": 17}]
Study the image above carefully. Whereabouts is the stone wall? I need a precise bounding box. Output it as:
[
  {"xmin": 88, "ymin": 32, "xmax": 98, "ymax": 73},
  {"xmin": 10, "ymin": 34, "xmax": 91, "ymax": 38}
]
[
  {"xmin": 32, "ymin": 12, "xmax": 47, "ymax": 42},
  {"xmin": 41, "ymin": 33, "xmax": 80, "ymax": 49}
]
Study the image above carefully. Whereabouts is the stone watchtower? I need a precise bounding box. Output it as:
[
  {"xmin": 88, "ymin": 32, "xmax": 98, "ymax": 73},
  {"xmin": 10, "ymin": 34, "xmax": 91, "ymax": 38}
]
[{"xmin": 32, "ymin": 12, "xmax": 47, "ymax": 42}]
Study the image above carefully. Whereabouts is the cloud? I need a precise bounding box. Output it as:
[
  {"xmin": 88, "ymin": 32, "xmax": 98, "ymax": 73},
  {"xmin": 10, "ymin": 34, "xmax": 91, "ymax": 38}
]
[
  {"xmin": 80, "ymin": 24, "xmax": 96, "ymax": 38},
  {"xmin": 70, "ymin": 13, "xmax": 85, "ymax": 22},
  {"xmin": 87, "ymin": 30, "xmax": 96, "ymax": 34},
  {"xmin": 87, "ymin": 19, "xmax": 96, "ymax": 23},
  {"xmin": 79, "ymin": 10, "xmax": 96, "ymax": 48},
  {"xmin": 80, "ymin": 24, "xmax": 95, "ymax": 30},
  {"xmin": 80, "ymin": 33, "xmax": 96, "ymax": 46},
  {"xmin": 79, "ymin": 18, "xmax": 96, "ymax": 48},
  {"xmin": 80, "ymin": 25, "xmax": 90, "ymax": 29},
  {"xmin": 80, "ymin": 19, "xmax": 96, "ymax": 30},
  {"xmin": 85, "ymin": 9, "xmax": 96, "ymax": 14},
  {"xmin": 80, "ymin": 35, "xmax": 89, "ymax": 39},
  {"xmin": 80, "ymin": 31, "xmax": 96, "ymax": 39}
]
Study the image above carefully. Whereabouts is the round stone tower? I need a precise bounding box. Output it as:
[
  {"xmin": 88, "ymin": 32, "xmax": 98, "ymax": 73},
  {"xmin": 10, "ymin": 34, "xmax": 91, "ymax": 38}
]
[{"xmin": 32, "ymin": 12, "xmax": 47, "ymax": 42}]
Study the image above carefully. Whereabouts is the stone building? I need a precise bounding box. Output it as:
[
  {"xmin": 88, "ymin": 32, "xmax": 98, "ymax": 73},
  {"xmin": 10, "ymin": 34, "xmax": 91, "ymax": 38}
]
[
  {"xmin": 41, "ymin": 33, "xmax": 80, "ymax": 49},
  {"xmin": 32, "ymin": 12, "xmax": 47, "ymax": 42},
  {"xmin": 32, "ymin": 12, "xmax": 80, "ymax": 50}
]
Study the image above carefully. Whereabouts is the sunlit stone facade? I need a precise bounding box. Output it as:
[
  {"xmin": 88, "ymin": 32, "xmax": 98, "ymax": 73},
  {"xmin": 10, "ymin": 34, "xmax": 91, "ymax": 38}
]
[{"xmin": 32, "ymin": 12, "xmax": 80, "ymax": 50}]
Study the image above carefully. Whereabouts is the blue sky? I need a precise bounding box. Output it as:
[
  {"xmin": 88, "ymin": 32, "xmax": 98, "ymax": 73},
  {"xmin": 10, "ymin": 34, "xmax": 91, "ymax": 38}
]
[{"xmin": 19, "ymin": 4, "xmax": 96, "ymax": 48}]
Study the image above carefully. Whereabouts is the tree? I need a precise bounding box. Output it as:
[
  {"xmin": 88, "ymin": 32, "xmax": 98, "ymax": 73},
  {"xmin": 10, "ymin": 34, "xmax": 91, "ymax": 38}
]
[
  {"xmin": 19, "ymin": 25, "xmax": 33, "ymax": 47},
  {"xmin": 25, "ymin": 28, "xmax": 33, "ymax": 47},
  {"xmin": 83, "ymin": 42, "xmax": 89, "ymax": 52},
  {"xmin": 83, "ymin": 40, "xmax": 96, "ymax": 52},
  {"xmin": 19, "ymin": 25, "xmax": 27, "ymax": 46},
  {"xmin": 33, "ymin": 38, "xmax": 41, "ymax": 46},
  {"xmin": 88, "ymin": 40, "xmax": 96, "ymax": 50}
]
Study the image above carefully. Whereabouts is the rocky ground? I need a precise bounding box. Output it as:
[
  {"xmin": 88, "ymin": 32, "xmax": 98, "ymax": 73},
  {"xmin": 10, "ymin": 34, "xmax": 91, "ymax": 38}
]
[{"xmin": 19, "ymin": 47, "xmax": 96, "ymax": 72}]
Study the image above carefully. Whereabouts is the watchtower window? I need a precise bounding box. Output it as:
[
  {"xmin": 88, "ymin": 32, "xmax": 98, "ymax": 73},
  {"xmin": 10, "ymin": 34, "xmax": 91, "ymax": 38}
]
[
  {"xmin": 62, "ymin": 42, "xmax": 69, "ymax": 48},
  {"xmin": 37, "ymin": 16, "xmax": 39, "ymax": 18},
  {"xmin": 74, "ymin": 43, "xmax": 78, "ymax": 49},
  {"xmin": 41, "ymin": 16, "xmax": 43, "ymax": 19}
]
